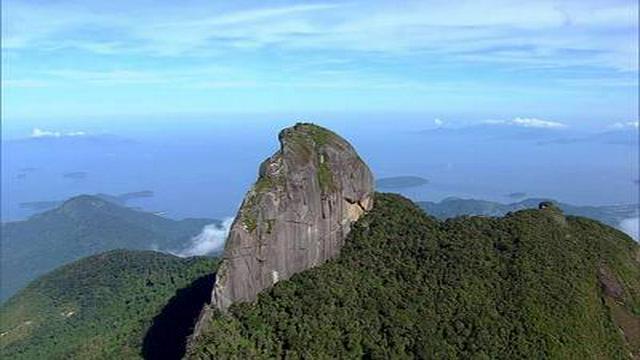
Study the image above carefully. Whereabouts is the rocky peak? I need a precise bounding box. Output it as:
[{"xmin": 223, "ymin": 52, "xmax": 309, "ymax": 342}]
[
  {"xmin": 538, "ymin": 201, "xmax": 568, "ymax": 226},
  {"xmin": 207, "ymin": 123, "xmax": 374, "ymax": 314}
]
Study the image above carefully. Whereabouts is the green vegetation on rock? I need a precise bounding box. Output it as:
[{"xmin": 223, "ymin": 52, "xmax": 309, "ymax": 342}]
[
  {"xmin": 316, "ymin": 159, "xmax": 335, "ymax": 192},
  {"xmin": 189, "ymin": 193, "xmax": 639, "ymax": 359},
  {"xmin": 299, "ymin": 123, "xmax": 339, "ymax": 148},
  {"xmin": 279, "ymin": 123, "xmax": 342, "ymax": 192},
  {"xmin": 0, "ymin": 250, "xmax": 218, "ymax": 360},
  {"xmin": 242, "ymin": 212, "xmax": 258, "ymax": 233},
  {"xmin": 265, "ymin": 219, "xmax": 275, "ymax": 234},
  {"xmin": 254, "ymin": 176, "xmax": 275, "ymax": 194},
  {"xmin": 241, "ymin": 191, "xmax": 261, "ymax": 233}
]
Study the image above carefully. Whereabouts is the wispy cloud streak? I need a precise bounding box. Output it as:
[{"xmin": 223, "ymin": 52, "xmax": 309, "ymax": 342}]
[
  {"xmin": 3, "ymin": 0, "xmax": 637, "ymax": 71},
  {"xmin": 484, "ymin": 117, "xmax": 567, "ymax": 128},
  {"xmin": 2, "ymin": 0, "xmax": 637, "ymax": 118}
]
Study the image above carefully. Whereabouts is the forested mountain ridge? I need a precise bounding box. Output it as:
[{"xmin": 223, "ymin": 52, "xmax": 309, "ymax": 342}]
[
  {"xmin": 418, "ymin": 197, "xmax": 638, "ymax": 228},
  {"xmin": 1, "ymin": 195, "xmax": 215, "ymax": 301},
  {"xmin": 189, "ymin": 193, "xmax": 639, "ymax": 359},
  {"xmin": 0, "ymin": 250, "xmax": 218, "ymax": 359}
]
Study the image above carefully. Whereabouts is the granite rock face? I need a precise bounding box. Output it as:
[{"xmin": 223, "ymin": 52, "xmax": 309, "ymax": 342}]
[{"xmin": 212, "ymin": 123, "xmax": 374, "ymax": 312}]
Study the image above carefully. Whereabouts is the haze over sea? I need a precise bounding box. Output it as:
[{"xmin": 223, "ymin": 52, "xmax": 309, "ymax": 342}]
[
  {"xmin": 2, "ymin": 0, "xmax": 638, "ymax": 230},
  {"xmin": 2, "ymin": 114, "xmax": 638, "ymax": 222}
]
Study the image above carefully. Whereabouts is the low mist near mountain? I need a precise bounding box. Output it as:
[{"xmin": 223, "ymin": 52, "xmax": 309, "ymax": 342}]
[{"xmin": 0, "ymin": 196, "xmax": 220, "ymax": 301}]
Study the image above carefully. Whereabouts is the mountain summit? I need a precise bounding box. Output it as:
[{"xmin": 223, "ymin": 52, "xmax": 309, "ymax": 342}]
[{"xmin": 206, "ymin": 123, "xmax": 374, "ymax": 315}]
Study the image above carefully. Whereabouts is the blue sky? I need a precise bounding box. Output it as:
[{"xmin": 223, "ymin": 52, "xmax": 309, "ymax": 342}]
[{"xmin": 1, "ymin": 0, "xmax": 638, "ymax": 128}]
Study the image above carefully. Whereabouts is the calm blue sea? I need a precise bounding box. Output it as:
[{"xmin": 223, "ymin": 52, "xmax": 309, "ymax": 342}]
[{"xmin": 2, "ymin": 115, "xmax": 638, "ymax": 222}]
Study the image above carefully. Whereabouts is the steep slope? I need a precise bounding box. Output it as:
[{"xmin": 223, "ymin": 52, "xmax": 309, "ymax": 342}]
[
  {"xmin": 0, "ymin": 250, "xmax": 218, "ymax": 359},
  {"xmin": 189, "ymin": 194, "xmax": 640, "ymax": 359},
  {"xmin": 209, "ymin": 123, "xmax": 373, "ymax": 313},
  {"xmin": 418, "ymin": 197, "xmax": 638, "ymax": 228},
  {"xmin": 1, "ymin": 195, "xmax": 215, "ymax": 301}
]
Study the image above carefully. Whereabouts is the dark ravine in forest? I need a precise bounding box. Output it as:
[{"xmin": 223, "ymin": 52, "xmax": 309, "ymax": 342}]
[{"xmin": 142, "ymin": 273, "xmax": 215, "ymax": 359}]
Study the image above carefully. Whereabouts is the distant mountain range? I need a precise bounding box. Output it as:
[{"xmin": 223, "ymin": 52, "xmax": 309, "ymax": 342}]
[
  {"xmin": 536, "ymin": 129, "xmax": 639, "ymax": 146},
  {"xmin": 420, "ymin": 124, "xmax": 638, "ymax": 147},
  {"xmin": 418, "ymin": 197, "xmax": 638, "ymax": 229},
  {"xmin": 0, "ymin": 195, "xmax": 217, "ymax": 301},
  {"xmin": 420, "ymin": 123, "xmax": 569, "ymax": 142}
]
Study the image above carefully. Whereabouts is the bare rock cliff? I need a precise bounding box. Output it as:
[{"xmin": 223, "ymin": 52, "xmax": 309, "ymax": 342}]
[{"xmin": 211, "ymin": 123, "xmax": 374, "ymax": 313}]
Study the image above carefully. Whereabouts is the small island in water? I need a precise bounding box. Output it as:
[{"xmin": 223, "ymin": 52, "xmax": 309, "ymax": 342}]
[
  {"xmin": 62, "ymin": 171, "xmax": 88, "ymax": 180},
  {"xmin": 376, "ymin": 176, "xmax": 429, "ymax": 189},
  {"xmin": 506, "ymin": 192, "xmax": 527, "ymax": 199}
]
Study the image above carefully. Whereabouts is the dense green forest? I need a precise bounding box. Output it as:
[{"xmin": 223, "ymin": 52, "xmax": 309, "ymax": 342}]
[
  {"xmin": 1, "ymin": 195, "xmax": 215, "ymax": 301},
  {"xmin": 0, "ymin": 250, "xmax": 218, "ymax": 359},
  {"xmin": 189, "ymin": 193, "xmax": 639, "ymax": 359}
]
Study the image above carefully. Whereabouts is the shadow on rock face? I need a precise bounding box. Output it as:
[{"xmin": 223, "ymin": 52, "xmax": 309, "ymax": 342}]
[{"xmin": 142, "ymin": 273, "xmax": 215, "ymax": 360}]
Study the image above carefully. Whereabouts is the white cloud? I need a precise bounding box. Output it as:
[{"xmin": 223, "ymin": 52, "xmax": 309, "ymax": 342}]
[
  {"xmin": 31, "ymin": 128, "xmax": 87, "ymax": 138},
  {"xmin": 3, "ymin": 0, "xmax": 638, "ymax": 71},
  {"xmin": 66, "ymin": 131, "xmax": 87, "ymax": 136},
  {"xmin": 434, "ymin": 118, "xmax": 444, "ymax": 127},
  {"xmin": 612, "ymin": 121, "xmax": 640, "ymax": 129},
  {"xmin": 31, "ymin": 128, "xmax": 61, "ymax": 138},
  {"xmin": 619, "ymin": 217, "xmax": 639, "ymax": 241},
  {"xmin": 37, "ymin": 66, "xmax": 250, "ymax": 87},
  {"xmin": 484, "ymin": 117, "xmax": 567, "ymax": 128},
  {"xmin": 45, "ymin": 69, "xmax": 166, "ymax": 85},
  {"xmin": 174, "ymin": 217, "xmax": 234, "ymax": 257}
]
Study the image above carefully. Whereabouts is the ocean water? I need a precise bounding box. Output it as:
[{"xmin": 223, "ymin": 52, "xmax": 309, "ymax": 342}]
[{"xmin": 2, "ymin": 115, "xmax": 638, "ymax": 222}]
